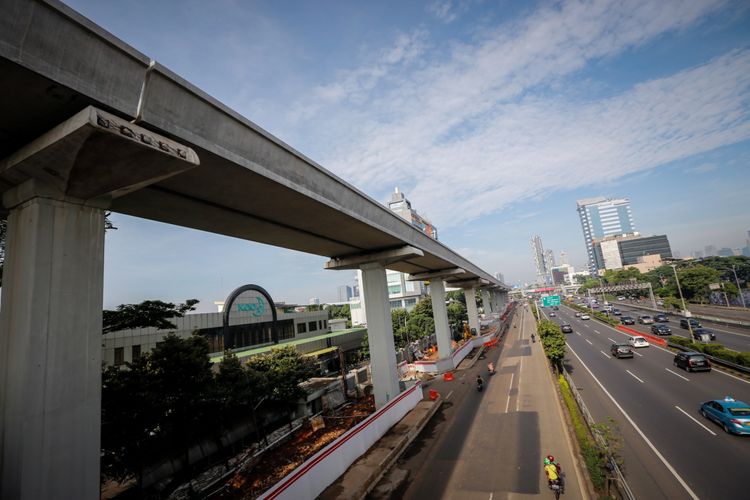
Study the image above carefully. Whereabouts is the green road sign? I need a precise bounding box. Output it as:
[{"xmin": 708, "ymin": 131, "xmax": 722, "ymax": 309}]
[{"xmin": 542, "ymin": 295, "xmax": 561, "ymax": 307}]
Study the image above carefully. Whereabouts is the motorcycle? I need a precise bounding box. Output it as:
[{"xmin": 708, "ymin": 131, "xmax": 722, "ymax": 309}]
[
  {"xmin": 487, "ymin": 362, "xmax": 496, "ymax": 375},
  {"xmin": 476, "ymin": 376, "xmax": 483, "ymax": 392}
]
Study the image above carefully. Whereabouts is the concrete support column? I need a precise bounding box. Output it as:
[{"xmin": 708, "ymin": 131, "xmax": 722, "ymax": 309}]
[
  {"xmin": 360, "ymin": 262, "xmax": 400, "ymax": 408},
  {"xmin": 429, "ymin": 279, "xmax": 453, "ymax": 366},
  {"xmin": 1, "ymin": 180, "xmax": 107, "ymax": 500},
  {"xmin": 464, "ymin": 286, "xmax": 480, "ymax": 336},
  {"xmin": 481, "ymin": 290, "xmax": 493, "ymax": 315}
]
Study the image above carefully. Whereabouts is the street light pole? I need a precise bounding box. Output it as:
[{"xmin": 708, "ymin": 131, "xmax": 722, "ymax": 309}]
[
  {"xmin": 671, "ymin": 264, "xmax": 693, "ymax": 336},
  {"xmin": 731, "ymin": 265, "xmax": 747, "ymax": 308}
]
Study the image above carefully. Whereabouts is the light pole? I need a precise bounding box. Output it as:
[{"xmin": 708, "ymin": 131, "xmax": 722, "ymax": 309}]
[
  {"xmin": 671, "ymin": 264, "xmax": 693, "ymax": 337},
  {"xmin": 731, "ymin": 265, "xmax": 746, "ymax": 308}
]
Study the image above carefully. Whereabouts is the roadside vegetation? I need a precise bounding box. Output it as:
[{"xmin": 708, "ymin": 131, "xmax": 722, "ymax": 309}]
[
  {"xmin": 668, "ymin": 336, "xmax": 750, "ymax": 367},
  {"xmin": 537, "ymin": 318, "xmax": 565, "ymax": 371}
]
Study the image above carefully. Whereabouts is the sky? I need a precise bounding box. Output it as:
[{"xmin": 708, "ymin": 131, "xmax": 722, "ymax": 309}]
[{"xmin": 63, "ymin": 0, "xmax": 750, "ymax": 312}]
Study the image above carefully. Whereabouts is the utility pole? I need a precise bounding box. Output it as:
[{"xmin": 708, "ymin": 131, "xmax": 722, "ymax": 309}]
[
  {"xmin": 732, "ymin": 265, "xmax": 746, "ymax": 308},
  {"xmin": 672, "ymin": 264, "xmax": 693, "ymax": 337}
]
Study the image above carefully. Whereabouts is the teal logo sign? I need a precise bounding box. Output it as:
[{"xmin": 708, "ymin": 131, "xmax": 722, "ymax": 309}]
[{"xmin": 236, "ymin": 297, "xmax": 266, "ymax": 317}]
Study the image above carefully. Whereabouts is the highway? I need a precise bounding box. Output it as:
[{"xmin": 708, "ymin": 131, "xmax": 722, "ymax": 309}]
[
  {"xmin": 610, "ymin": 303, "xmax": 750, "ymax": 353},
  {"xmin": 545, "ymin": 305, "xmax": 750, "ymax": 499}
]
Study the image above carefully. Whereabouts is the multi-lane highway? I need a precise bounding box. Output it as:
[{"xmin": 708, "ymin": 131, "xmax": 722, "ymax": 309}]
[
  {"xmin": 609, "ymin": 302, "xmax": 750, "ymax": 353},
  {"xmin": 544, "ymin": 304, "xmax": 750, "ymax": 499}
]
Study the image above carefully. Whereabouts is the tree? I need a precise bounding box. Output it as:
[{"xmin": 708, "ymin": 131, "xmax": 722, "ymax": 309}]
[
  {"xmin": 102, "ymin": 299, "xmax": 199, "ymax": 333},
  {"xmin": 306, "ymin": 303, "xmax": 323, "ymax": 311},
  {"xmin": 391, "ymin": 308, "xmax": 410, "ymax": 348},
  {"xmin": 537, "ymin": 319, "xmax": 566, "ymax": 371},
  {"xmin": 447, "ymin": 301, "xmax": 467, "ymax": 327},
  {"xmin": 677, "ymin": 265, "xmax": 721, "ymax": 303}
]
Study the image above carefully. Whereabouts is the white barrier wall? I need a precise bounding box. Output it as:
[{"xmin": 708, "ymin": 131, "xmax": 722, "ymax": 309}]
[{"xmin": 259, "ymin": 381, "xmax": 423, "ymax": 500}]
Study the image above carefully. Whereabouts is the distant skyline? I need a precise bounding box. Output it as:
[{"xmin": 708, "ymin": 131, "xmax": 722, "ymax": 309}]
[{"xmin": 61, "ymin": 0, "xmax": 750, "ymax": 311}]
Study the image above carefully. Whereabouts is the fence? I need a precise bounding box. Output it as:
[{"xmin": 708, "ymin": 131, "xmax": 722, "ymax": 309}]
[{"xmin": 560, "ymin": 369, "xmax": 635, "ymax": 500}]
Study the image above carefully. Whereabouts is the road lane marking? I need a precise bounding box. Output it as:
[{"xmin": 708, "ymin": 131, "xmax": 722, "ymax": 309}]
[
  {"xmin": 446, "ymin": 390, "xmax": 454, "ymax": 400},
  {"xmin": 714, "ymin": 367, "xmax": 750, "ymax": 385},
  {"xmin": 634, "ymin": 351, "xmax": 643, "ymax": 357},
  {"xmin": 675, "ymin": 406, "xmax": 716, "ymax": 436},
  {"xmin": 626, "ymin": 370, "xmax": 644, "ymax": 383},
  {"xmin": 600, "ymin": 350, "xmax": 611, "ymax": 359},
  {"xmin": 576, "ymin": 332, "xmax": 582, "ymax": 336},
  {"xmin": 594, "ymin": 329, "xmax": 601, "ymax": 334},
  {"xmin": 566, "ymin": 344, "xmax": 699, "ymax": 500},
  {"xmin": 608, "ymin": 337, "xmax": 616, "ymax": 343},
  {"xmin": 516, "ymin": 358, "xmax": 523, "ymax": 412},
  {"xmin": 505, "ymin": 372, "xmax": 515, "ymax": 413},
  {"xmin": 585, "ymin": 339, "xmax": 593, "ymax": 345},
  {"xmin": 665, "ymin": 368, "xmax": 689, "ymax": 382}
]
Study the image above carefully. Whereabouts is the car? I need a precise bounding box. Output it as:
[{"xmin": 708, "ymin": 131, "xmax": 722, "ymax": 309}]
[
  {"xmin": 654, "ymin": 313, "xmax": 668, "ymax": 322},
  {"xmin": 561, "ymin": 323, "xmax": 573, "ymax": 333},
  {"xmin": 637, "ymin": 315, "xmax": 654, "ymax": 324},
  {"xmin": 699, "ymin": 397, "xmax": 750, "ymax": 435},
  {"xmin": 610, "ymin": 343, "xmax": 634, "ymax": 359},
  {"xmin": 656, "ymin": 300, "xmax": 664, "ymax": 306},
  {"xmin": 621, "ymin": 316, "xmax": 635, "ymax": 325},
  {"xmin": 553, "ymin": 306, "xmax": 559, "ymax": 310},
  {"xmin": 617, "ymin": 296, "xmax": 626, "ymax": 300},
  {"xmin": 692, "ymin": 328, "xmax": 716, "ymax": 342},
  {"xmin": 628, "ymin": 336, "xmax": 649, "ymax": 348},
  {"xmin": 674, "ymin": 351, "xmax": 711, "ymax": 372},
  {"xmin": 651, "ymin": 324, "xmax": 671, "ymax": 336},
  {"xmin": 680, "ymin": 318, "xmax": 701, "ymax": 329},
  {"xmin": 549, "ymin": 312, "xmax": 556, "ymax": 317},
  {"xmin": 612, "ymin": 308, "xmax": 621, "ymax": 316},
  {"xmin": 580, "ymin": 314, "xmax": 591, "ymax": 320},
  {"xmin": 575, "ymin": 312, "xmax": 582, "ymax": 317}
]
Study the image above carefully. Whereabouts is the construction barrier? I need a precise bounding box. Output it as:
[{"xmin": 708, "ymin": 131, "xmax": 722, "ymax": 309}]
[
  {"xmin": 429, "ymin": 389, "xmax": 439, "ymax": 400},
  {"xmin": 442, "ymin": 372, "xmax": 454, "ymax": 381}
]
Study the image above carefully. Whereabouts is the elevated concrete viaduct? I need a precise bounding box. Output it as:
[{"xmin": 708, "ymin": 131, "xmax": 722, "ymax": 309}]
[{"xmin": 0, "ymin": 1, "xmax": 510, "ymax": 498}]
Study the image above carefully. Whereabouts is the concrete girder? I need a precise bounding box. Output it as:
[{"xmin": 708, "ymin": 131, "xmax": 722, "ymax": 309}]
[
  {"xmin": 324, "ymin": 246, "xmax": 424, "ymax": 270},
  {"xmin": 406, "ymin": 267, "xmax": 465, "ymax": 281}
]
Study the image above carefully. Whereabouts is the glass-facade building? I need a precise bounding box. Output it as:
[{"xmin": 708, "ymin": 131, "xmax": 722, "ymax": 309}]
[{"xmin": 577, "ymin": 197, "xmax": 635, "ymax": 273}]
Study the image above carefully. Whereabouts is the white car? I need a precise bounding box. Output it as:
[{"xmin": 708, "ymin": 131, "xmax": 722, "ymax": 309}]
[
  {"xmin": 628, "ymin": 336, "xmax": 650, "ymax": 348},
  {"xmin": 575, "ymin": 312, "xmax": 582, "ymax": 317},
  {"xmin": 580, "ymin": 314, "xmax": 591, "ymax": 320}
]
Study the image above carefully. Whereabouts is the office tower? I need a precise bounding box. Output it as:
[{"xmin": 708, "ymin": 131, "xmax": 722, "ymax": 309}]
[
  {"xmin": 559, "ymin": 251, "xmax": 568, "ymax": 266},
  {"xmin": 337, "ymin": 285, "xmax": 352, "ymax": 302},
  {"xmin": 495, "ymin": 272, "xmax": 505, "ymax": 284},
  {"xmin": 704, "ymin": 245, "xmax": 717, "ymax": 257},
  {"xmin": 544, "ymin": 249, "xmax": 555, "ymax": 282},
  {"xmin": 577, "ymin": 197, "xmax": 635, "ymax": 274},
  {"xmin": 531, "ymin": 235, "xmax": 547, "ymax": 285},
  {"xmin": 308, "ymin": 298, "xmax": 320, "ymax": 305}
]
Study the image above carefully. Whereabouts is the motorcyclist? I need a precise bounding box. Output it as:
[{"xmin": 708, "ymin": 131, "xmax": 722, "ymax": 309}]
[
  {"xmin": 487, "ymin": 362, "xmax": 495, "ymax": 374},
  {"xmin": 476, "ymin": 375, "xmax": 483, "ymax": 391},
  {"xmin": 531, "ymin": 333, "xmax": 536, "ymax": 343},
  {"xmin": 544, "ymin": 456, "xmax": 564, "ymax": 492}
]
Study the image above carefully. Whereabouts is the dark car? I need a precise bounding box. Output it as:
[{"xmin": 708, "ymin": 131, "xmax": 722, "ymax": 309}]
[
  {"xmin": 561, "ymin": 323, "xmax": 573, "ymax": 333},
  {"xmin": 654, "ymin": 314, "xmax": 668, "ymax": 322},
  {"xmin": 680, "ymin": 318, "xmax": 701, "ymax": 329},
  {"xmin": 611, "ymin": 343, "xmax": 634, "ymax": 359},
  {"xmin": 621, "ymin": 316, "xmax": 635, "ymax": 325},
  {"xmin": 651, "ymin": 324, "xmax": 671, "ymax": 336},
  {"xmin": 692, "ymin": 328, "xmax": 716, "ymax": 342},
  {"xmin": 674, "ymin": 351, "xmax": 711, "ymax": 372}
]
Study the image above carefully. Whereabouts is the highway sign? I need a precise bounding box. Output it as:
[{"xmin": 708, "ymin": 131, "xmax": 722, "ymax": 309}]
[{"xmin": 542, "ymin": 295, "xmax": 561, "ymax": 307}]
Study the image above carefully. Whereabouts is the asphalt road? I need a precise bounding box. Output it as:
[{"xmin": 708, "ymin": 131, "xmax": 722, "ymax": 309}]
[
  {"xmin": 382, "ymin": 306, "xmax": 588, "ymax": 500},
  {"xmin": 610, "ymin": 303, "xmax": 750, "ymax": 353},
  {"xmin": 546, "ymin": 305, "xmax": 750, "ymax": 499}
]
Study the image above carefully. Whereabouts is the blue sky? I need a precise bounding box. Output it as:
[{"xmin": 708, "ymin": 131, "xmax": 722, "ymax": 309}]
[{"xmin": 64, "ymin": 0, "xmax": 750, "ymax": 311}]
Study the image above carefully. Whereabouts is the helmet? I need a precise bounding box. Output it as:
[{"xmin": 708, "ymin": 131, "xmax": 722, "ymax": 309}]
[
  {"xmin": 544, "ymin": 458, "xmax": 551, "ymax": 465},
  {"xmin": 547, "ymin": 455, "xmax": 555, "ymax": 462}
]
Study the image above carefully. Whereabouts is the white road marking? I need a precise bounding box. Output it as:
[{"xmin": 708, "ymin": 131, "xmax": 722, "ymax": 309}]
[
  {"xmin": 634, "ymin": 351, "xmax": 643, "ymax": 357},
  {"xmin": 600, "ymin": 350, "xmax": 611, "ymax": 359},
  {"xmin": 516, "ymin": 358, "xmax": 523, "ymax": 412},
  {"xmin": 608, "ymin": 337, "xmax": 616, "ymax": 343},
  {"xmin": 576, "ymin": 332, "xmax": 582, "ymax": 336},
  {"xmin": 505, "ymin": 372, "xmax": 515, "ymax": 413},
  {"xmin": 627, "ymin": 369, "xmax": 644, "ymax": 383},
  {"xmin": 594, "ymin": 329, "xmax": 601, "ymax": 334},
  {"xmin": 665, "ymin": 368, "xmax": 689, "ymax": 382},
  {"xmin": 567, "ymin": 344, "xmax": 700, "ymax": 500},
  {"xmin": 675, "ymin": 406, "xmax": 717, "ymax": 436},
  {"xmin": 585, "ymin": 339, "xmax": 593, "ymax": 345},
  {"xmin": 446, "ymin": 390, "xmax": 454, "ymax": 400},
  {"xmin": 714, "ymin": 367, "xmax": 750, "ymax": 385}
]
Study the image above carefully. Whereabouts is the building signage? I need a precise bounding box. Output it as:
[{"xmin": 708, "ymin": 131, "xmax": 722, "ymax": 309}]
[{"xmin": 236, "ymin": 297, "xmax": 266, "ymax": 316}]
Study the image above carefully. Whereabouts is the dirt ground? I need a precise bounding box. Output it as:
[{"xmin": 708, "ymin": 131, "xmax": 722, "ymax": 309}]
[{"xmin": 218, "ymin": 396, "xmax": 376, "ymax": 499}]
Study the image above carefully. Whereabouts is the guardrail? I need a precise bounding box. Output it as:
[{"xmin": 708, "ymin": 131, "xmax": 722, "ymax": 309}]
[
  {"xmin": 561, "ymin": 369, "xmax": 635, "ymax": 500},
  {"xmin": 667, "ymin": 341, "xmax": 750, "ymax": 375},
  {"xmin": 611, "ymin": 301, "xmax": 750, "ymax": 329}
]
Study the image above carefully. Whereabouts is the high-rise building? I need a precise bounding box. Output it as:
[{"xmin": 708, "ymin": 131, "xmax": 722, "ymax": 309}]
[
  {"xmin": 704, "ymin": 245, "xmax": 717, "ymax": 257},
  {"xmin": 593, "ymin": 234, "xmax": 673, "ymax": 271},
  {"xmin": 495, "ymin": 272, "xmax": 505, "ymax": 284},
  {"xmin": 352, "ymin": 188, "xmax": 435, "ymax": 324},
  {"xmin": 544, "ymin": 249, "xmax": 555, "ymax": 280},
  {"xmin": 337, "ymin": 285, "xmax": 352, "ymax": 302},
  {"xmin": 309, "ymin": 298, "xmax": 320, "ymax": 305},
  {"xmin": 577, "ymin": 197, "xmax": 635, "ymax": 274},
  {"xmin": 531, "ymin": 235, "xmax": 547, "ymax": 285}
]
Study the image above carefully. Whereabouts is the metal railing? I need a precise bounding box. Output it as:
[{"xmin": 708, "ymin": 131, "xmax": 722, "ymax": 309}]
[
  {"xmin": 667, "ymin": 341, "xmax": 750, "ymax": 374},
  {"xmin": 561, "ymin": 369, "xmax": 636, "ymax": 500}
]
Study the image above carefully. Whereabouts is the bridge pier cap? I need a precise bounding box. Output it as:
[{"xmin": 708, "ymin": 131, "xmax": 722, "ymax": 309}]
[{"xmin": 0, "ymin": 106, "xmax": 198, "ymax": 500}]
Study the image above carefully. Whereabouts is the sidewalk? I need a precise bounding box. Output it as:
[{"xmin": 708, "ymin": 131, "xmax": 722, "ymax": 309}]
[{"xmin": 320, "ymin": 306, "xmax": 591, "ymax": 499}]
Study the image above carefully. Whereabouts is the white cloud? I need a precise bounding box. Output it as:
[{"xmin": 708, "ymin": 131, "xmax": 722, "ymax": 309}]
[
  {"xmin": 283, "ymin": 0, "xmax": 746, "ymax": 229},
  {"xmin": 687, "ymin": 163, "xmax": 719, "ymax": 173},
  {"xmin": 428, "ymin": 1, "xmax": 458, "ymax": 23}
]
